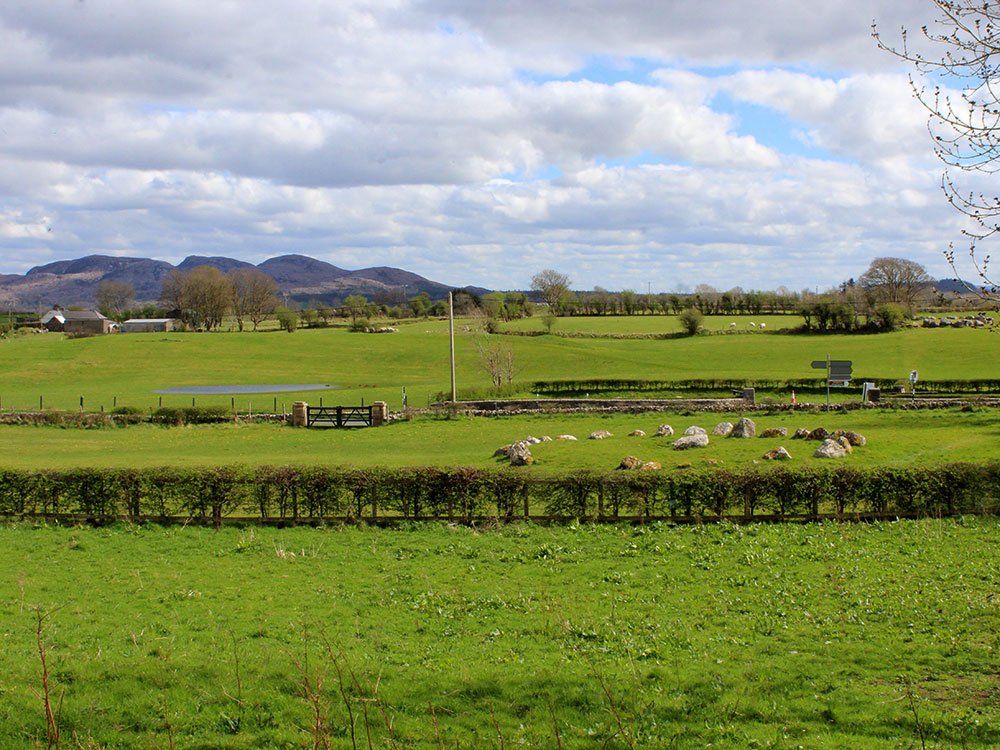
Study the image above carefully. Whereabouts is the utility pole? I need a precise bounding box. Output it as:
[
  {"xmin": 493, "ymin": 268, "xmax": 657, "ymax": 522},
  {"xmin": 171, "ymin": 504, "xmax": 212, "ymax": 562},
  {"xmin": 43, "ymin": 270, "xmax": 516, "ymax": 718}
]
[{"xmin": 448, "ymin": 291, "xmax": 456, "ymax": 402}]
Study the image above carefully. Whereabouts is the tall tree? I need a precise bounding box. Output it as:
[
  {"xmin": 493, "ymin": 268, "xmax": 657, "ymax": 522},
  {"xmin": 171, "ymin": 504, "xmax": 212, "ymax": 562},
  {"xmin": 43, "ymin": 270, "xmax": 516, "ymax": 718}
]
[
  {"xmin": 229, "ymin": 268, "xmax": 278, "ymax": 331},
  {"xmin": 530, "ymin": 269, "xmax": 571, "ymax": 312},
  {"xmin": 187, "ymin": 266, "xmax": 233, "ymax": 330},
  {"xmin": 858, "ymin": 257, "xmax": 932, "ymax": 310},
  {"xmin": 341, "ymin": 294, "xmax": 368, "ymax": 325},
  {"xmin": 96, "ymin": 281, "xmax": 134, "ymax": 320},
  {"xmin": 875, "ymin": 2, "xmax": 1000, "ymax": 298},
  {"xmin": 159, "ymin": 266, "xmax": 233, "ymax": 330},
  {"xmin": 159, "ymin": 270, "xmax": 189, "ymax": 323}
]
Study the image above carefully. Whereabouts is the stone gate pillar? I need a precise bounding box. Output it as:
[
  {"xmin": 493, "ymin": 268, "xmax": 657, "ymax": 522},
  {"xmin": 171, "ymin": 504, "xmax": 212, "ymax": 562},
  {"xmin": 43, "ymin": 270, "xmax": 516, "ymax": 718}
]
[
  {"xmin": 372, "ymin": 401, "xmax": 388, "ymax": 426},
  {"xmin": 292, "ymin": 401, "xmax": 308, "ymax": 426}
]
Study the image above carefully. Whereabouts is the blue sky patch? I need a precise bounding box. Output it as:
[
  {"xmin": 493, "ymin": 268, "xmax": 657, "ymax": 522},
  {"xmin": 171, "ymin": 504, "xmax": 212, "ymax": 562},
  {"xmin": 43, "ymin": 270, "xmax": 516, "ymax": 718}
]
[
  {"xmin": 710, "ymin": 90, "xmax": 838, "ymax": 161},
  {"xmin": 517, "ymin": 55, "xmax": 665, "ymax": 86}
]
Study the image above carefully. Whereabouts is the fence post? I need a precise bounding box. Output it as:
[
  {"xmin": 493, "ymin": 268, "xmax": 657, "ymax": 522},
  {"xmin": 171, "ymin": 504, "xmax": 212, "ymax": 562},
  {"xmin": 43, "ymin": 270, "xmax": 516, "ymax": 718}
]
[{"xmin": 336, "ymin": 406, "xmax": 343, "ymax": 427}]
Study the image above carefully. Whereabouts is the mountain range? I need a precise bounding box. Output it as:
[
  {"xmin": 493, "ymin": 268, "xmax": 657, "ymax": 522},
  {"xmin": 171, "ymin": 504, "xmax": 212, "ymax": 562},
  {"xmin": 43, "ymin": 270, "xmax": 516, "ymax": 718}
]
[{"xmin": 0, "ymin": 254, "xmax": 486, "ymax": 310}]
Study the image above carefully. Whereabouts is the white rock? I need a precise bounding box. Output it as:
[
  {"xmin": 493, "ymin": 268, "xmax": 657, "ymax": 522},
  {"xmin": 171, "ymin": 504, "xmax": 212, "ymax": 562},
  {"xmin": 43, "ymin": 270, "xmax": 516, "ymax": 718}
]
[
  {"xmin": 673, "ymin": 434, "xmax": 709, "ymax": 450},
  {"xmin": 813, "ymin": 439, "xmax": 847, "ymax": 459}
]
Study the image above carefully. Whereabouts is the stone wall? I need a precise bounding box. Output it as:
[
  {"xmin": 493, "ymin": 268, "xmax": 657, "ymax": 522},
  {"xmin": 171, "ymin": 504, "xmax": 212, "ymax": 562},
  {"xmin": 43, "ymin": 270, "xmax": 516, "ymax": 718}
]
[{"xmin": 419, "ymin": 397, "xmax": 1000, "ymax": 417}]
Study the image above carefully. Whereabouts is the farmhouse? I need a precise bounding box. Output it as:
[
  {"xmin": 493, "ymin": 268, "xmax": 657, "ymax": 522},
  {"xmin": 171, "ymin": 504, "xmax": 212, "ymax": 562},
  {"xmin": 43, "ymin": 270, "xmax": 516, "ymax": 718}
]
[
  {"xmin": 121, "ymin": 318, "xmax": 178, "ymax": 333},
  {"xmin": 41, "ymin": 309, "xmax": 112, "ymax": 334}
]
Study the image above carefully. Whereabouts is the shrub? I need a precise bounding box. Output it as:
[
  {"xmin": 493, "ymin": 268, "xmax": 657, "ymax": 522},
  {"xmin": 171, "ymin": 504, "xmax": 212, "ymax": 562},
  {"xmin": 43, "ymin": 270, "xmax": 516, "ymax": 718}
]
[
  {"xmin": 111, "ymin": 405, "xmax": 146, "ymax": 425},
  {"xmin": 275, "ymin": 307, "xmax": 298, "ymax": 333},
  {"xmin": 678, "ymin": 308, "xmax": 703, "ymax": 336},
  {"xmin": 874, "ymin": 303, "xmax": 907, "ymax": 331}
]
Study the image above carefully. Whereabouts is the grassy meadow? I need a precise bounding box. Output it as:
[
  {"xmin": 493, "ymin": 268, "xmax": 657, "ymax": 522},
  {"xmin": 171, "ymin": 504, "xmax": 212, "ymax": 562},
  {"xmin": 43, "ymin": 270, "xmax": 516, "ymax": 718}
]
[
  {"xmin": 2, "ymin": 520, "xmax": 999, "ymax": 749},
  {"xmin": 0, "ymin": 317, "xmax": 999, "ymax": 748},
  {"xmin": 0, "ymin": 317, "xmax": 996, "ymax": 413},
  {"xmin": 1, "ymin": 407, "xmax": 999, "ymax": 471}
]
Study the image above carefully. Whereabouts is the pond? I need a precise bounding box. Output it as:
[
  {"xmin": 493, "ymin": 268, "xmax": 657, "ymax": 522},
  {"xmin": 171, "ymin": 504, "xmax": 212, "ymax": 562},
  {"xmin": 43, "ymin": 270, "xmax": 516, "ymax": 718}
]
[{"xmin": 153, "ymin": 384, "xmax": 336, "ymax": 395}]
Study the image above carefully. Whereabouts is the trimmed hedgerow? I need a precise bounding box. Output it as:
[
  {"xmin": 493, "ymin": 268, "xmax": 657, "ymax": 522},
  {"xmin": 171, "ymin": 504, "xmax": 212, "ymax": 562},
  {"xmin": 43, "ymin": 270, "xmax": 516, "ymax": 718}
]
[{"xmin": 0, "ymin": 463, "xmax": 998, "ymax": 522}]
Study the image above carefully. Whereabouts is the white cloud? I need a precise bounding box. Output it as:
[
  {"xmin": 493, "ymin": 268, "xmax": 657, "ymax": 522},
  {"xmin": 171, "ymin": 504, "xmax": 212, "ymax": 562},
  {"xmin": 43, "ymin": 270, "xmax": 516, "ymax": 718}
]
[{"xmin": 0, "ymin": 0, "xmax": 978, "ymax": 290}]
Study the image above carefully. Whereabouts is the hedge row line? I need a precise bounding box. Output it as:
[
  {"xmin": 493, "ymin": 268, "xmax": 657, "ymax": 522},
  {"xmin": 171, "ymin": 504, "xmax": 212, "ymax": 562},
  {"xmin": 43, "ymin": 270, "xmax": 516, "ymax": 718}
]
[
  {"xmin": 532, "ymin": 377, "xmax": 1000, "ymax": 395},
  {"xmin": 1, "ymin": 464, "xmax": 997, "ymax": 521}
]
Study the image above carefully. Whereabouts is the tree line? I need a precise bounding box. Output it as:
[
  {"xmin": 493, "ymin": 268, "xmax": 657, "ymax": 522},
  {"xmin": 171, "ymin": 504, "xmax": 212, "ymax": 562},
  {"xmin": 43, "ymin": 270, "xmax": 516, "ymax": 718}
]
[
  {"xmin": 527, "ymin": 257, "xmax": 984, "ymax": 333},
  {"xmin": 82, "ymin": 254, "xmax": 977, "ymax": 336}
]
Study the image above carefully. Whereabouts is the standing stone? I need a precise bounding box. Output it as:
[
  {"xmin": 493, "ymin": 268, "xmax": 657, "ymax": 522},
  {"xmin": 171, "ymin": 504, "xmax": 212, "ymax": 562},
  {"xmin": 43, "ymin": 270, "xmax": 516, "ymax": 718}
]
[
  {"xmin": 618, "ymin": 456, "xmax": 643, "ymax": 470},
  {"xmin": 684, "ymin": 425, "xmax": 707, "ymax": 436},
  {"xmin": 762, "ymin": 446, "xmax": 792, "ymax": 460},
  {"xmin": 835, "ymin": 430, "xmax": 867, "ymax": 446},
  {"xmin": 807, "ymin": 427, "xmax": 831, "ymax": 441},
  {"xmin": 655, "ymin": 424, "xmax": 674, "ymax": 437},
  {"xmin": 507, "ymin": 441, "xmax": 534, "ymax": 465},
  {"xmin": 673, "ymin": 434, "xmax": 709, "ymax": 450},
  {"xmin": 712, "ymin": 422, "xmax": 734, "ymax": 436},
  {"xmin": 759, "ymin": 427, "xmax": 788, "ymax": 438},
  {"xmin": 729, "ymin": 417, "xmax": 756, "ymax": 438},
  {"xmin": 813, "ymin": 439, "xmax": 847, "ymax": 458},
  {"xmin": 589, "ymin": 430, "xmax": 613, "ymax": 439},
  {"xmin": 628, "ymin": 429, "xmax": 646, "ymax": 437}
]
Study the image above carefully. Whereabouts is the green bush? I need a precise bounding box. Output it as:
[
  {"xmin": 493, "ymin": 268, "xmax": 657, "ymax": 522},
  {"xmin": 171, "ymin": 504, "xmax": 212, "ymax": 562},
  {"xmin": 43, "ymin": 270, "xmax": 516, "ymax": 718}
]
[
  {"xmin": 678, "ymin": 308, "xmax": 703, "ymax": 336},
  {"xmin": 275, "ymin": 307, "xmax": 297, "ymax": 333},
  {"xmin": 111, "ymin": 405, "xmax": 146, "ymax": 425},
  {"xmin": 874, "ymin": 303, "xmax": 907, "ymax": 331}
]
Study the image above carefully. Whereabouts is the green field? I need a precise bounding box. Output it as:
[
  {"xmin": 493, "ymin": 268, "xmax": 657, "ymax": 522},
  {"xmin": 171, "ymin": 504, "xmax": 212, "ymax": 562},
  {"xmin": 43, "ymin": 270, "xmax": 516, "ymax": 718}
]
[
  {"xmin": 2, "ymin": 318, "xmax": 999, "ymax": 748},
  {"xmin": 2, "ymin": 520, "xmax": 998, "ymax": 749},
  {"xmin": 500, "ymin": 312, "xmax": 802, "ymax": 334},
  {"xmin": 1, "ymin": 408, "xmax": 998, "ymax": 471},
  {"xmin": 0, "ymin": 320, "xmax": 995, "ymax": 412}
]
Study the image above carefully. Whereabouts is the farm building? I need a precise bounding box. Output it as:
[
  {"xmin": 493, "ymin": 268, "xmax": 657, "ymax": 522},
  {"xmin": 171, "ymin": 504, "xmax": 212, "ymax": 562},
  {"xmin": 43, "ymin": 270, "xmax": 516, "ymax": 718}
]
[
  {"xmin": 41, "ymin": 309, "xmax": 112, "ymax": 334},
  {"xmin": 121, "ymin": 318, "xmax": 178, "ymax": 333}
]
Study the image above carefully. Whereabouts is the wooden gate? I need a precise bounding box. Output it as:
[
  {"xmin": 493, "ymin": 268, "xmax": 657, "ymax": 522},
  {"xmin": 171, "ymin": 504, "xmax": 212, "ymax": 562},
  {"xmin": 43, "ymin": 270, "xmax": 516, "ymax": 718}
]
[{"xmin": 306, "ymin": 405, "xmax": 374, "ymax": 428}]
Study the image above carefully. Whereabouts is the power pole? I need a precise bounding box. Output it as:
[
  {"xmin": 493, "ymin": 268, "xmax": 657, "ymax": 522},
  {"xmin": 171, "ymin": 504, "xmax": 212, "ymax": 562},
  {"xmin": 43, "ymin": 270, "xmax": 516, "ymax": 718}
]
[{"xmin": 448, "ymin": 291, "xmax": 456, "ymax": 402}]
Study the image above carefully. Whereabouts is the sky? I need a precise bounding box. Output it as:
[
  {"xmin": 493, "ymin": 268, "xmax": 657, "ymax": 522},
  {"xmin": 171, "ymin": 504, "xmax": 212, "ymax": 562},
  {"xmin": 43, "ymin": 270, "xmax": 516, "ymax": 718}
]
[{"xmin": 0, "ymin": 0, "xmax": 985, "ymax": 292}]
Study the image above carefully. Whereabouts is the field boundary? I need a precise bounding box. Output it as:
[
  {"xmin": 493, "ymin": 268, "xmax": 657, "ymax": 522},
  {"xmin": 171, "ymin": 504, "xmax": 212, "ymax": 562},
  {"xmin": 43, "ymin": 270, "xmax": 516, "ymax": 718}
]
[
  {"xmin": 8, "ymin": 507, "xmax": 1000, "ymax": 527},
  {"xmin": 2, "ymin": 463, "xmax": 997, "ymax": 525},
  {"xmin": 435, "ymin": 397, "xmax": 1000, "ymax": 415}
]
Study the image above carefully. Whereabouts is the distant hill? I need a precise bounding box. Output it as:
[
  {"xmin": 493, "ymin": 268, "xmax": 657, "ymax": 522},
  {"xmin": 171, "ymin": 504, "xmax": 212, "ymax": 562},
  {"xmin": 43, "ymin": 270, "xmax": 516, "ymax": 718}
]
[
  {"xmin": 256, "ymin": 254, "xmax": 347, "ymax": 286},
  {"xmin": 932, "ymin": 278, "xmax": 982, "ymax": 295},
  {"xmin": 176, "ymin": 256, "xmax": 256, "ymax": 274},
  {"xmin": 0, "ymin": 253, "xmax": 477, "ymax": 309}
]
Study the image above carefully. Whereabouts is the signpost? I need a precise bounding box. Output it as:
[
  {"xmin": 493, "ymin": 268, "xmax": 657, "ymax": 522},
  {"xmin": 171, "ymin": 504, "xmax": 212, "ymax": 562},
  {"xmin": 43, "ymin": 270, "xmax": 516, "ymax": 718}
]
[{"xmin": 811, "ymin": 355, "xmax": 853, "ymax": 409}]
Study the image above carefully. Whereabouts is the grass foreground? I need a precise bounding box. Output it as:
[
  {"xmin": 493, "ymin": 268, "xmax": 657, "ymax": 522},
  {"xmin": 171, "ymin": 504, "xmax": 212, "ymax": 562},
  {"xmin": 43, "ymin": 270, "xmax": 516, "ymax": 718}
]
[{"xmin": 2, "ymin": 519, "xmax": 998, "ymax": 749}]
